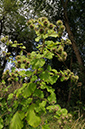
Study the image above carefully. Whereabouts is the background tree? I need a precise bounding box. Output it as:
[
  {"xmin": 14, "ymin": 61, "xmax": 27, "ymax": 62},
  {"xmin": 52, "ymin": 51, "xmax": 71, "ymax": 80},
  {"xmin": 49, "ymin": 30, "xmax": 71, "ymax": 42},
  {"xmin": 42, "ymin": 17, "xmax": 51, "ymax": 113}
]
[{"xmin": 0, "ymin": 0, "xmax": 35, "ymax": 80}]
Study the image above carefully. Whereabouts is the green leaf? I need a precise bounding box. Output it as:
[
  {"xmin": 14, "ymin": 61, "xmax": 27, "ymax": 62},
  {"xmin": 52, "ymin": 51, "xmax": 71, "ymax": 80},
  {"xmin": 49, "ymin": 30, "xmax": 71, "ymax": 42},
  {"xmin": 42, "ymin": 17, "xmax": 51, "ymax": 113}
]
[
  {"xmin": 54, "ymin": 110, "xmax": 62, "ymax": 119},
  {"xmin": 40, "ymin": 71, "xmax": 50, "ymax": 82},
  {"xmin": 42, "ymin": 124, "xmax": 50, "ymax": 129},
  {"xmin": 49, "ymin": 33, "xmax": 58, "ymax": 38},
  {"xmin": 36, "ymin": 59, "xmax": 45, "ymax": 67},
  {"xmin": 9, "ymin": 112, "xmax": 23, "ymax": 129},
  {"xmin": 60, "ymin": 108, "xmax": 68, "ymax": 115},
  {"xmin": 20, "ymin": 46, "xmax": 26, "ymax": 49},
  {"xmin": 12, "ymin": 44, "xmax": 17, "ymax": 47},
  {"xmin": 31, "ymin": 58, "xmax": 45, "ymax": 69},
  {"xmin": 47, "ymin": 65, "xmax": 51, "ymax": 71},
  {"xmin": 25, "ymin": 70, "xmax": 33, "ymax": 77},
  {"xmin": 1, "ymin": 80, "xmax": 5, "ymax": 84},
  {"xmin": 23, "ymin": 83, "xmax": 36, "ymax": 98},
  {"xmin": 19, "ymin": 70, "xmax": 26, "ymax": 76},
  {"xmin": 46, "ymin": 104, "xmax": 61, "ymax": 113},
  {"xmin": 16, "ymin": 83, "xmax": 27, "ymax": 97},
  {"xmin": 40, "ymin": 82, "xmax": 46, "ymax": 89},
  {"xmin": 33, "ymin": 89, "xmax": 44, "ymax": 98},
  {"xmin": 35, "ymin": 36, "xmax": 41, "ymax": 42},
  {"xmin": 26, "ymin": 104, "xmax": 41, "ymax": 127},
  {"xmin": 7, "ymin": 93, "xmax": 14, "ymax": 100},
  {"xmin": 12, "ymin": 67, "xmax": 16, "ymax": 72},
  {"xmin": 49, "ymin": 75, "xmax": 59, "ymax": 85},
  {"xmin": 34, "ymin": 100, "xmax": 46, "ymax": 113},
  {"xmin": 30, "ymin": 75, "xmax": 37, "ymax": 82},
  {"xmin": 8, "ymin": 108, "xmax": 12, "ymax": 112},
  {"xmin": 31, "ymin": 51, "xmax": 36, "ymax": 58},
  {"xmin": 21, "ymin": 98, "xmax": 33, "ymax": 106},
  {"xmin": 60, "ymin": 76, "xmax": 66, "ymax": 82},
  {"xmin": 18, "ymin": 111, "xmax": 25, "ymax": 120},
  {"xmin": 47, "ymin": 30, "xmax": 58, "ymax": 38},
  {"xmin": 47, "ymin": 92, "xmax": 56, "ymax": 104},
  {"xmin": 39, "ymin": 101, "xmax": 47, "ymax": 111},
  {"xmin": 51, "ymin": 69, "xmax": 58, "ymax": 73},
  {"xmin": 0, "ymin": 117, "xmax": 3, "ymax": 129},
  {"xmin": 45, "ymin": 52, "xmax": 54, "ymax": 59},
  {"xmin": 40, "ymin": 70, "xmax": 59, "ymax": 85},
  {"xmin": 37, "ymin": 59, "xmax": 45, "ymax": 68}
]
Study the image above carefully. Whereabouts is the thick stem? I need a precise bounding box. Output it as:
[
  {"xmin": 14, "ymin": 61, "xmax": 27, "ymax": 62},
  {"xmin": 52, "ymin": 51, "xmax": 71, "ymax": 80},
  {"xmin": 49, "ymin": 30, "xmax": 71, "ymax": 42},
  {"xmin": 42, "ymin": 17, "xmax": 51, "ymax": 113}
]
[{"xmin": 68, "ymin": 55, "xmax": 73, "ymax": 103}]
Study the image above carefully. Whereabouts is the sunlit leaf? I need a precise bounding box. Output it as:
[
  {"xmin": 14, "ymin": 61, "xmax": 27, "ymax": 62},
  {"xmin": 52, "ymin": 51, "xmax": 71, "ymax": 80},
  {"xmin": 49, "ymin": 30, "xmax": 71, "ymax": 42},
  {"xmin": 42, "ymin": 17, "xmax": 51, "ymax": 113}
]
[
  {"xmin": 9, "ymin": 112, "xmax": 23, "ymax": 129},
  {"xmin": 7, "ymin": 93, "xmax": 14, "ymax": 100},
  {"xmin": 22, "ymin": 83, "xmax": 36, "ymax": 98},
  {"xmin": 0, "ymin": 117, "xmax": 3, "ymax": 129},
  {"xmin": 26, "ymin": 104, "xmax": 41, "ymax": 127}
]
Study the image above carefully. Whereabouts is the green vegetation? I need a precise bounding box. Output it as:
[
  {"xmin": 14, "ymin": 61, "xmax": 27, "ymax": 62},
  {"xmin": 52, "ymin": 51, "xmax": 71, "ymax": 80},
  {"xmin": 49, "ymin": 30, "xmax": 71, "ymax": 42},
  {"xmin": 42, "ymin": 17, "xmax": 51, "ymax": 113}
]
[
  {"xmin": 0, "ymin": 17, "xmax": 81, "ymax": 129},
  {"xmin": 0, "ymin": 0, "xmax": 85, "ymax": 128}
]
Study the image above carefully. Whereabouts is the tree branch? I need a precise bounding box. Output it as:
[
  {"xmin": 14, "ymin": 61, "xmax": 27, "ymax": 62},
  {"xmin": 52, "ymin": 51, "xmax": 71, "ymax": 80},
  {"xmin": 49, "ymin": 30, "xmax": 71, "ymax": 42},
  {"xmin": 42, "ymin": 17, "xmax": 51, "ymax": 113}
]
[{"xmin": 65, "ymin": 0, "xmax": 68, "ymax": 7}]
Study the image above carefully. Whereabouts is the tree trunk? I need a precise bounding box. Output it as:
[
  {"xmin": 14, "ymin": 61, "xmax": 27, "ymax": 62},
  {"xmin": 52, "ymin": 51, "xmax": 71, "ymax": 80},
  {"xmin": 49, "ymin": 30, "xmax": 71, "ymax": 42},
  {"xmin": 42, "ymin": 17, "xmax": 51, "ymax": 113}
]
[
  {"xmin": 0, "ymin": 16, "xmax": 7, "ymax": 81},
  {"xmin": 61, "ymin": 0, "xmax": 83, "ymax": 67},
  {"xmin": 61, "ymin": 0, "xmax": 85, "ymax": 84},
  {"xmin": 0, "ymin": 16, "xmax": 5, "ymax": 36},
  {"xmin": 0, "ymin": 58, "xmax": 7, "ymax": 81},
  {"xmin": 68, "ymin": 55, "xmax": 73, "ymax": 103},
  {"xmin": 64, "ymin": 11, "xmax": 83, "ymax": 67}
]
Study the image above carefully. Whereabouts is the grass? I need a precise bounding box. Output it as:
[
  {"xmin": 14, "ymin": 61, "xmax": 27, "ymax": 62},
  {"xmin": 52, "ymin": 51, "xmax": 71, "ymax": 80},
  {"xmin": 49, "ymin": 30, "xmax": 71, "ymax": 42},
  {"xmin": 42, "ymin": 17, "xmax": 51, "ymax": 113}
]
[
  {"xmin": 27, "ymin": 113, "xmax": 85, "ymax": 129},
  {"xmin": 0, "ymin": 82, "xmax": 85, "ymax": 129}
]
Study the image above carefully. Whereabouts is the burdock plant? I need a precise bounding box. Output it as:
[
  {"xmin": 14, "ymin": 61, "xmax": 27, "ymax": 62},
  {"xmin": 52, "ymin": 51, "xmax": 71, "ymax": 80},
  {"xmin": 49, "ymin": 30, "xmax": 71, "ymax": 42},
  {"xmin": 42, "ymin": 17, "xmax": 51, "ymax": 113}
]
[{"xmin": 0, "ymin": 17, "xmax": 78, "ymax": 129}]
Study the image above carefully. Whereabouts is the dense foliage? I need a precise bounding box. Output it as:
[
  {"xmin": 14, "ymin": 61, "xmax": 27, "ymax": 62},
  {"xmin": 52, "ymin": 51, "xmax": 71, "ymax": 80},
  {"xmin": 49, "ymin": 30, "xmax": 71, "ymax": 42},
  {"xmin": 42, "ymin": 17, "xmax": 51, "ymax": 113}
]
[
  {"xmin": 0, "ymin": 17, "xmax": 79, "ymax": 129},
  {"xmin": 28, "ymin": 0, "xmax": 85, "ymax": 107}
]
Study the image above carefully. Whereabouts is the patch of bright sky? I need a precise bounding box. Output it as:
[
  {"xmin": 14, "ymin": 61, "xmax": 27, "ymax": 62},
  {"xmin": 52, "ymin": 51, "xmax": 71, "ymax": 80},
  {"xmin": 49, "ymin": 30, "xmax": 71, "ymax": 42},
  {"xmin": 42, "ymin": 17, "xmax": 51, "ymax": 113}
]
[{"xmin": 4, "ymin": 57, "xmax": 30, "ymax": 72}]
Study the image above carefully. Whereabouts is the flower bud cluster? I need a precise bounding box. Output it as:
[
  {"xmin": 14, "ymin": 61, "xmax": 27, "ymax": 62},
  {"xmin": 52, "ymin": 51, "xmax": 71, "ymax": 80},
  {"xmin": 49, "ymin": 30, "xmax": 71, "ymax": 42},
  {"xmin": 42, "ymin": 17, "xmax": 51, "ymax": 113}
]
[
  {"xmin": 1, "ymin": 36, "xmax": 9, "ymax": 43},
  {"xmin": 43, "ymin": 20, "xmax": 48, "ymax": 27},
  {"xmin": 56, "ymin": 20, "xmax": 63, "ymax": 26},
  {"xmin": 70, "ymin": 74, "xmax": 79, "ymax": 82},
  {"xmin": 27, "ymin": 17, "xmax": 55, "ymax": 36},
  {"xmin": 61, "ymin": 39, "xmax": 65, "ymax": 45},
  {"xmin": 51, "ymin": 44, "xmax": 68, "ymax": 62},
  {"xmin": 2, "ymin": 70, "xmax": 19, "ymax": 83},
  {"xmin": 57, "ymin": 113, "xmax": 72, "ymax": 129},
  {"xmin": 38, "ymin": 17, "xmax": 48, "ymax": 23},
  {"xmin": 57, "ymin": 45, "xmax": 64, "ymax": 53},
  {"xmin": 66, "ymin": 39, "xmax": 72, "ymax": 45},
  {"xmin": 57, "ymin": 51, "xmax": 67, "ymax": 62},
  {"xmin": 15, "ymin": 55, "xmax": 30, "ymax": 69},
  {"xmin": 2, "ymin": 70, "xmax": 9, "ymax": 80},
  {"xmin": 7, "ymin": 72, "xmax": 18, "ymax": 82},
  {"xmin": 59, "ymin": 69, "xmax": 79, "ymax": 82},
  {"xmin": 27, "ymin": 20, "xmax": 32, "ymax": 25},
  {"xmin": 30, "ymin": 24, "xmax": 34, "ymax": 29},
  {"xmin": 39, "ymin": 28, "xmax": 44, "ymax": 34},
  {"xmin": 56, "ymin": 20, "xmax": 65, "ymax": 37},
  {"xmin": 48, "ymin": 23, "xmax": 54, "ymax": 29},
  {"xmin": 50, "ymin": 105, "xmax": 73, "ymax": 129}
]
